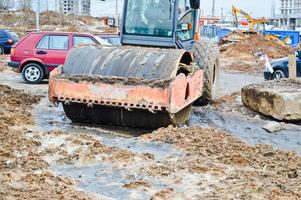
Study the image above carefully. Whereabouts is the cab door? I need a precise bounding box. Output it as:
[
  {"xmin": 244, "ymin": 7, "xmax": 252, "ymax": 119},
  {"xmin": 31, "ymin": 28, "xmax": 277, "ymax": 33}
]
[{"xmin": 176, "ymin": 1, "xmax": 195, "ymax": 50}]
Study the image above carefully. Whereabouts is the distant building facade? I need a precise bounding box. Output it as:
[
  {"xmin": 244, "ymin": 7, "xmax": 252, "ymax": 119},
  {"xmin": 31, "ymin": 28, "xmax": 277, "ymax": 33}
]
[
  {"xmin": 80, "ymin": 0, "xmax": 91, "ymax": 15},
  {"xmin": 59, "ymin": 0, "xmax": 91, "ymax": 15},
  {"xmin": 279, "ymin": 0, "xmax": 301, "ymax": 28}
]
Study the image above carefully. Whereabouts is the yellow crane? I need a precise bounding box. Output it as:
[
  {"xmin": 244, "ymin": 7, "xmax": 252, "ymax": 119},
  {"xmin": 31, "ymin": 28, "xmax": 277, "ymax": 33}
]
[{"xmin": 232, "ymin": 5, "xmax": 267, "ymax": 31}]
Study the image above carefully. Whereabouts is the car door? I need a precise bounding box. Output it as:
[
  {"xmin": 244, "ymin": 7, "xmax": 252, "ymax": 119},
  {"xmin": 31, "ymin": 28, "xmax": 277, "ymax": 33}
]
[{"xmin": 34, "ymin": 34, "xmax": 70, "ymax": 72}]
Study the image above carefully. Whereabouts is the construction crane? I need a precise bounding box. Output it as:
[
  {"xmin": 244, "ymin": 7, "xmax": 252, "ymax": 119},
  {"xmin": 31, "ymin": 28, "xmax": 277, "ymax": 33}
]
[
  {"xmin": 232, "ymin": 5, "xmax": 267, "ymax": 31},
  {"xmin": 48, "ymin": 0, "xmax": 220, "ymax": 129}
]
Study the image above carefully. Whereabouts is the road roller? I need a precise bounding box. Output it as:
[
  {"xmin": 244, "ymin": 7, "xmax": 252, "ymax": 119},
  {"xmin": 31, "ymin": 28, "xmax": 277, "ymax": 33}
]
[{"xmin": 49, "ymin": 0, "xmax": 220, "ymax": 129}]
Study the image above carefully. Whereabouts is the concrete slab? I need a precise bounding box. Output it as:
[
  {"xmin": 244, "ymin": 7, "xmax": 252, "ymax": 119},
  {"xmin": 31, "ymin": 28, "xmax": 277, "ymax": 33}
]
[{"xmin": 241, "ymin": 79, "xmax": 301, "ymax": 121}]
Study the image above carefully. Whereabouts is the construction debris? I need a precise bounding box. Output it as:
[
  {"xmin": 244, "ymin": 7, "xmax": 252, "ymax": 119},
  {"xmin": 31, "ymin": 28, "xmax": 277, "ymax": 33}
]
[
  {"xmin": 141, "ymin": 126, "xmax": 301, "ymax": 199},
  {"xmin": 242, "ymin": 79, "xmax": 301, "ymax": 121},
  {"xmin": 0, "ymin": 85, "xmax": 103, "ymax": 199},
  {"xmin": 0, "ymin": 79, "xmax": 300, "ymax": 199},
  {"xmin": 0, "ymin": 10, "xmax": 114, "ymax": 37},
  {"xmin": 262, "ymin": 121, "xmax": 283, "ymax": 133},
  {"xmin": 219, "ymin": 31, "xmax": 295, "ymax": 73}
]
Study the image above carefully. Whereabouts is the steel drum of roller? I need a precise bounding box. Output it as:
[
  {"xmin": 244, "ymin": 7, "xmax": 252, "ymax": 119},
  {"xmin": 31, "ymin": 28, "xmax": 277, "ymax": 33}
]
[
  {"xmin": 63, "ymin": 45, "xmax": 192, "ymax": 80},
  {"xmin": 61, "ymin": 45, "xmax": 193, "ymax": 129}
]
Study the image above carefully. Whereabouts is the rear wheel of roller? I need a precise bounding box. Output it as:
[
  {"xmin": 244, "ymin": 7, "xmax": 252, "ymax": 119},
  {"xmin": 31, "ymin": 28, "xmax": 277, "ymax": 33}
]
[
  {"xmin": 193, "ymin": 38, "xmax": 220, "ymax": 105},
  {"xmin": 62, "ymin": 103, "xmax": 192, "ymax": 129}
]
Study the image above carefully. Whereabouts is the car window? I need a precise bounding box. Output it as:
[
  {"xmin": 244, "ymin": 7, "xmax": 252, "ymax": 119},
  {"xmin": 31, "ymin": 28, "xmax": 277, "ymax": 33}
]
[
  {"xmin": 73, "ymin": 36, "xmax": 96, "ymax": 46},
  {"xmin": 37, "ymin": 35, "xmax": 49, "ymax": 49},
  {"xmin": 49, "ymin": 35, "xmax": 69, "ymax": 50}
]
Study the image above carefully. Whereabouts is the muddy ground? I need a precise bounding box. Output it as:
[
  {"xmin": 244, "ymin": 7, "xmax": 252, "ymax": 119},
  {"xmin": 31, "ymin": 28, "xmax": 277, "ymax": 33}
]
[{"xmin": 0, "ymin": 55, "xmax": 300, "ymax": 199}]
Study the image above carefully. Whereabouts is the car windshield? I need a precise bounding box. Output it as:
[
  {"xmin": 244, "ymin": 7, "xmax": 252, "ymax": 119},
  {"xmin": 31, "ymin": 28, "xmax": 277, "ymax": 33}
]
[
  {"xmin": 124, "ymin": 0, "xmax": 175, "ymax": 37},
  {"xmin": 8, "ymin": 31, "xmax": 19, "ymax": 41},
  {"xmin": 93, "ymin": 36, "xmax": 111, "ymax": 46}
]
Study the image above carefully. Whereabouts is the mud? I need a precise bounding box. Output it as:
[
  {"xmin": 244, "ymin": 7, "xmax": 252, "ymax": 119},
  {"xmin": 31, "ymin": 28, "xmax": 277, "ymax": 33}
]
[
  {"xmin": 0, "ymin": 85, "xmax": 99, "ymax": 199},
  {"xmin": 57, "ymin": 74, "xmax": 174, "ymax": 88},
  {"xmin": 141, "ymin": 127, "xmax": 301, "ymax": 199},
  {"xmin": 1, "ymin": 66, "xmax": 301, "ymax": 199},
  {"xmin": 0, "ymin": 55, "xmax": 10, "ymax": 72},
  {"xmin": 220, "ymin": 55, "xmax": 264, "ymax": 73}
]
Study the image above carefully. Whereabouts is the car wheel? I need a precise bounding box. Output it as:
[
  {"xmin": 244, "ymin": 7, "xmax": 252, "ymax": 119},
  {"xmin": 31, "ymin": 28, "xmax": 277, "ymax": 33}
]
[
  {"xmin": 272, "ymin": 70, "xmax": 287, "ymax": 80},
  {"xmin": 0, "ymin": 46, "xmax": 4, "ymax": 55},
  {"xmin": 22, "ymin": 63, "xmax": 44, "ymax": 84}
]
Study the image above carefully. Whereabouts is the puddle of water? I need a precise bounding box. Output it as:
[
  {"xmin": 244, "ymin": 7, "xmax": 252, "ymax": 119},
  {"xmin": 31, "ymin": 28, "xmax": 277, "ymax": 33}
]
[
  {"xmin": 34, "ymin": 97, "xmax": 185, "ymax": 199},
  {"xmin": 53, "ymin": 163, "xmax": 136, "ymax": 200},
  {"xmin": 191, "ymin": 110, "xmax": 301, "ymax": 154}
]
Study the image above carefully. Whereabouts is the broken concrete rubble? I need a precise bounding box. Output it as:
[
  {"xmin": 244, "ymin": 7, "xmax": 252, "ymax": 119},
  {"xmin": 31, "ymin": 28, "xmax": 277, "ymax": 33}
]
[
  {"xmin": 263, "ymin": 121, "xmax": 283, "ymax": 133},
  {"xmin": 242, "ymin": 79, "xmax": 301, "ymax": 121}
]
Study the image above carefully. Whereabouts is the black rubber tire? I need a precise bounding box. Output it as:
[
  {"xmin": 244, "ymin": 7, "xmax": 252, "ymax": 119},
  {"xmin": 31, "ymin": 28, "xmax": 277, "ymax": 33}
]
[
  {"xmin": 192, "ymin": 38, "xmax": 220, "ymax": 105},
  {"xmin": 0, "ymin": 46, "xmax": 4, "ymax": 55},
  {"xmin": 272, "ymin": 69, "xmax": 287, "ymax": 80},
  {"xmin": 21, "ymin": 63, "xmax": 44, "ymax": 84}
]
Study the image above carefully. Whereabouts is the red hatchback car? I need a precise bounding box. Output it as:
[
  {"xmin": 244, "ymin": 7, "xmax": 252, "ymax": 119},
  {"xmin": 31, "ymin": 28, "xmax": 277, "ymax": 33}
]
[{"xmin": 8, "ymin": 31, "xmax": 110, "ymax": 84}]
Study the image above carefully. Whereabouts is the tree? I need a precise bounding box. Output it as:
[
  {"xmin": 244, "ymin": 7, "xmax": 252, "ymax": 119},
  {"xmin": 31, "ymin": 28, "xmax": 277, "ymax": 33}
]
[{"xmin": 0, "ymin": 0, "xmax": 14, "ymax": 10}]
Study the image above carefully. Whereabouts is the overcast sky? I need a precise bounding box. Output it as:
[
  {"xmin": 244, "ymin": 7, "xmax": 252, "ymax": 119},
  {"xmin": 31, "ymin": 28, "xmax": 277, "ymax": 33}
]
[
  {"xmin": 33, "ymin": 0, "xmax": 277, "ymax": 18},
  {"xmin": 90, "ymin": 0, "xmax": 277, "ymax": 18},
  {"xmin": 200, "ymin": 0, "xmax": 277, "ymax": 17}
]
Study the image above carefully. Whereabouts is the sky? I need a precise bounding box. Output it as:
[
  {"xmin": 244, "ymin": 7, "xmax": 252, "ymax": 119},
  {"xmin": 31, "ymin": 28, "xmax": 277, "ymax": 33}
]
[
  {"xmin": 90, "ymin": 0, "xmax": 278, "ymax": 18},
  {"xmin": 30, "ymin": 0, "xmax": 278, "ymax": 18},
  {"xmin": 200, "ymin": 0, "xmax": 277, "ymax": 18}
]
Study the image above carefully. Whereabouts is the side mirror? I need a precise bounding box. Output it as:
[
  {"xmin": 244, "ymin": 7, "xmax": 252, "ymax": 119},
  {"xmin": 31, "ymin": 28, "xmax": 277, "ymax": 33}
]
[{"xmin": 190, "ymin": 0, "xmax": 200, "ymax": 9}]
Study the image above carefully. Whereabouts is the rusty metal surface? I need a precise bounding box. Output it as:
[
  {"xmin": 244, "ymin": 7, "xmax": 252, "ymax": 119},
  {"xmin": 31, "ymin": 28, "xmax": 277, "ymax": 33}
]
[
  {"xmin": 49, "ymin": 67, "xmax": 203, "ymax": 114},
  {"xmin": 63, "ymin": 46, "xmax": 190, "ymax": 80}
]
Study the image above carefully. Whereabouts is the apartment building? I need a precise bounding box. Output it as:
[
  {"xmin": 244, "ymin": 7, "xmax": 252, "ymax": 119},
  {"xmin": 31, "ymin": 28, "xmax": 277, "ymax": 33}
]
[
  {"xmin": 79, "ymin": 0, "xmax": 91, "ymax": 15},
  {"xmin": 279, "ymin": 0, "xmax": 301, "ymax": 28},
  {"xmin": 59, "ymin": 0, "xmax": 91, "ymax": 15}
]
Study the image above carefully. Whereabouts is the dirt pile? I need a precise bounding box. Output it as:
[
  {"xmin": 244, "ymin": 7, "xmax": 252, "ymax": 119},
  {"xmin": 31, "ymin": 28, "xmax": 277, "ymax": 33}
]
[
  {"xmin": 141, "ymin": 127, "xmax": 301, "ymax": 199},
  {"xmin": 0, "ymin": 10, "xmax": 115, "ymax": 37},
  {"xmin": 0, "ymin": 55, "xmax": 9, "ymax": 72},
  {"xmin": 220, "ymin": 31, "xmax": 294, "ymax": 59},
  {"xmin": 219, "ymin": 31, "xmax": 295, "ymax": 73},
  {"xmin": 0, "ymin": 85, "xmax": 98, "ymax": 199}
]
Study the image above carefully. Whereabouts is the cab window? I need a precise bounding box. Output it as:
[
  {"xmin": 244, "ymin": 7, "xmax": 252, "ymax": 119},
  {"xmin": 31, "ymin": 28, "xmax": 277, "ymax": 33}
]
[
  {"xmin": 177, "ymin": 5, "xmax": 195, "ymax": 41},
  {"xmin": 124, "ymin": 0, "xmax": 175, "ymax": 37}
]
